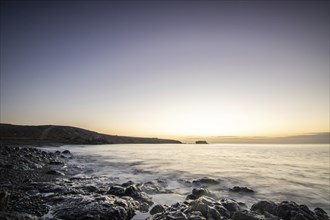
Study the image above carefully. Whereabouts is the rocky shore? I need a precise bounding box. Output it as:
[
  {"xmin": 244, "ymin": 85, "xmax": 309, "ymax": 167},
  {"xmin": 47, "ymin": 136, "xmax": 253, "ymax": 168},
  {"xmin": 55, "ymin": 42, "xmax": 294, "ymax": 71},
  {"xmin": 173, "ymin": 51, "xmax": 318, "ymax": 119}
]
[{"xmin": 0, "ymin": 145, "xmax": 329, "ymax": 220}]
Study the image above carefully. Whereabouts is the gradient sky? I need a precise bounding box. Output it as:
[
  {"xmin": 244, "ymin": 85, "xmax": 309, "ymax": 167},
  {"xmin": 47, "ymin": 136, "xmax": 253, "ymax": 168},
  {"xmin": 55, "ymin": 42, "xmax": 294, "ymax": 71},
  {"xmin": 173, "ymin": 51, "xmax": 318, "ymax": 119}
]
[{"xmin": 1, "ymin": 1, "xmax": 329, "ymax": 138}]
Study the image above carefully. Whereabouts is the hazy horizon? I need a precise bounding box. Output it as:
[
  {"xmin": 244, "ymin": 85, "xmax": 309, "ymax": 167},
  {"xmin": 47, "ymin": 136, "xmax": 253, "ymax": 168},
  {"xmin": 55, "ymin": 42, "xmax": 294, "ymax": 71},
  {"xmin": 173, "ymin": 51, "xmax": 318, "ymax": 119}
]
[{"xmin": 1, "ymin": 1, "xmax": 329, "ymax": 138}]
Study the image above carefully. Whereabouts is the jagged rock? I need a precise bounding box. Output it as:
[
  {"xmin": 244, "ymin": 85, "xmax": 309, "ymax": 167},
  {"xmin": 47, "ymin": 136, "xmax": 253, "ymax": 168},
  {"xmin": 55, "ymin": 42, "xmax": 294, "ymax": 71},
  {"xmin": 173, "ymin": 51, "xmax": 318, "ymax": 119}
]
[
  {"xmin": 49, "ymin": 161, "xmax": 64, "ymax": 165},
  {"xmin": 214, "ymin": 204, "xmax": 231, "ymax": 218},
  {"xmin": 139, "ymin": 180, "xmax": 172, "ymax": 194},
  {"xmin": 251, "ymin": 201, "xmax": 329, "ymax": 220},
  {"xmin": 0, "ymin": 191, "xmax": 10, "ymax": 211},
  {"xmin": 188, "ymin": 197, "xmax": 222, "ymax": 220},
  {"xmin": 233, "ymin": 210, "xmax": 278, "ymax": 220},
  {"xmin": 251, "ymin": 201, "xmax": 278, "ymax": 215},
  {"xmin": 230, "ymin": 186, "xmax": 254, "ymax": 193},
  {"xmin": 51, "ymin": 194, "xmax": 136, "ymax": 220},
  {"xmin": 122, "ymin": 180, "xmax": 135, "ymax": 187},
  {"xmin": 186, "ymin": 188, "xmax": 214, "ymax": 200},
  {"xmin": 46, "ymin": 170, "xmax": 65, "ymax": 176},
  {"xmin": 108, "ymin": 185, "xmax": 126, "ymax": 196},
  {"xmin": 220, "ymin": 199, "xmax": 243, "ymax": 216},
  {"xmin": 192, "ymin": 177, "xmax": 220, "ymax": 186},
  {"xmin": 62, "ymin": 150, "xmax": 71, "ymax": 154},
  {"xmin": 0, "ymin": 212, "xmax": 38, "ymax": 220},
  {"xmin": 314, "ymin": 208, "xmax": 329, "ymax": 220},
  {"xmin": 187, "ymin": 211, "xmax": 206, "ymax": 220},
  {"xmin": 150, "ymin": 204, "xmax": 166, "ymax": 215}
]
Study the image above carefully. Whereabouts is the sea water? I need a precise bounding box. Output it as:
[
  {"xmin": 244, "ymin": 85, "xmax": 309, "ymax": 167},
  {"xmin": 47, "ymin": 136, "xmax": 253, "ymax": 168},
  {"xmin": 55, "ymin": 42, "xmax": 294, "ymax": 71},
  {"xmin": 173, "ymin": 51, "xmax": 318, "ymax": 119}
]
[{"xmin": 59, "ymin": 144, "xmax": 330, "ymax": 213}]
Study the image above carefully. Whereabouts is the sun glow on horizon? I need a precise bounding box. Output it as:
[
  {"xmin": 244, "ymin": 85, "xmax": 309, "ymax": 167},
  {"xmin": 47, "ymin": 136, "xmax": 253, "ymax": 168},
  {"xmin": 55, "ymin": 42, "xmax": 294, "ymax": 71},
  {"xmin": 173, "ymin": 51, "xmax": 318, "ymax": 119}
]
[{"xmin": 1, "ymin": 1, "xmax": 329, "ymax": 139}]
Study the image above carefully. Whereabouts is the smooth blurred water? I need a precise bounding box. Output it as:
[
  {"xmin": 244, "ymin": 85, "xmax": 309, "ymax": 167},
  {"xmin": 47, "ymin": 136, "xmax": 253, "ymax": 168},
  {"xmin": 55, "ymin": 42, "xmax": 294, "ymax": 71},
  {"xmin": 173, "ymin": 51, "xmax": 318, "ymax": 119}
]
[{"xmin": 61, "ymin": 144, "xmax": 330, "ymax": 212}]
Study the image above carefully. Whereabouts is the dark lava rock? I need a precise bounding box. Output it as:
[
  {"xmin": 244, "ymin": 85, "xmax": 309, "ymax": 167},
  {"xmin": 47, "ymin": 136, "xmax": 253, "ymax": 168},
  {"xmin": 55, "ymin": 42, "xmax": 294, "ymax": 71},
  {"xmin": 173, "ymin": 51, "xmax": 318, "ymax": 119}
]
[
  {"xmin": 251, "ymin": 201, "xmax": 278, "ymax": 215},
  {"xmin": 49, "ymin": 161, "xmax": 64, "ymax": 165},
  {"xmin": 46, "ymin": 170, "xmax": 65, "ymax": 176},
  {"xmin": 314, "ymin": 208, "xmax": 329, "ymax": 220},
  {"xmin": 62, "ymin": 150, "xmax": 71, "ymax": 154},
  {"xmin": 148, "ymin": 196, "xmax": 225, "ymax": 220},
  {"xmin": 251, "ymin": 201, "xmax": 329, "ymax": 220},
  {"xmin": 108, "ymin": 184, "xmax": 153, "ymax": 210},
  {"xmin": 219, "ymin": 199, "xmax": 244, "ymax": 216},
  {"xmin": 139, "ymin": 180, "xmax": 172, "ymax": 194},
  {"xmin": 233, "ymin": 210, "xmax": 277, "ymax": 220},
  {"xmin": 192, "ymin": 177, "xmax": 220, "ymax": 186},
  {"xmin": 0, "ymin": 211, "xmax": 38, "ymax": 220},
  {"xmin": 276, "ymin": 201, "xmax": 320, "ymax": 220},
  {"xmin": 108, "ymin": 185, "xmax": 126, "ymax": 196},
  {"xmin": 230, "ymin": 186, "xmax": 254, "ymax": 193},
  {"xmin": 150, "ymin": 204, "xmax": 166, "ymax": 215},
  {"xmin": 122, "ymin": 180, "xmax": 135, "ymax": 187},
  {"xmin": 51, "ymin": 194, "xmax": 137, "ymax": 220},
  {"xmin": 186, "ymin": 188, "xmax": 215, "ymax": 200},
  {"xmin": 0, "ymin": 191, "xmax": 10, "ymax": 211}
]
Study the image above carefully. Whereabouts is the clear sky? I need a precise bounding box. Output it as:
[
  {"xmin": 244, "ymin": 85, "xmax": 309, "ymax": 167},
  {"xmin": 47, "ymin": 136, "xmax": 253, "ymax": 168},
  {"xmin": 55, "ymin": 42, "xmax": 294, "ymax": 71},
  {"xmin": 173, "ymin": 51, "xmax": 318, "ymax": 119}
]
[{"xmin": 1, "ymin": 1, "xmax": 329, "ymax": 138}]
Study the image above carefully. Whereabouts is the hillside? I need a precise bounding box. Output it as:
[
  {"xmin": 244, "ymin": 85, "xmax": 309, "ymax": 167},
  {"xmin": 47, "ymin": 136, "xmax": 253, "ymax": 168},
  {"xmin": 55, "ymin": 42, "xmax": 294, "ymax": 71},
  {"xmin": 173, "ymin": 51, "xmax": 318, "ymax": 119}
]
[{"xmin": 0, "ymin": 124, "xmax": 181, "ymax": 145}]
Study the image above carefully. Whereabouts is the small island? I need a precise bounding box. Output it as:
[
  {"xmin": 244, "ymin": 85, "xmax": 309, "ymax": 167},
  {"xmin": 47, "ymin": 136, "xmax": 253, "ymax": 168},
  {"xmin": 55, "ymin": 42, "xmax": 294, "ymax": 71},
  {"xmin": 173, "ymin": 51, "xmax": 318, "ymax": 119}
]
[{"xmin": 195, "ymin": 140, "xmax": 208, "ymax": 144}]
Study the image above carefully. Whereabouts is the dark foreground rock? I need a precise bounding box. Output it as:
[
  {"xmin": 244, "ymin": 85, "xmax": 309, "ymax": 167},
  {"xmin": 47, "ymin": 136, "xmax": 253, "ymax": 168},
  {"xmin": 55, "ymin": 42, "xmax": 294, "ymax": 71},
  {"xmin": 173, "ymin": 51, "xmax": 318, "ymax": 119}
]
[
  {"xmin": 230, "ymin": 186, "xmax": 254, "ymax": 193},
  {"xmin": 0, "ymin": 145, "xmax": 152, "ymax": 219},
  {"xmin": 147, "ymin": 188, "xmax": 329, "ymax": 220}
]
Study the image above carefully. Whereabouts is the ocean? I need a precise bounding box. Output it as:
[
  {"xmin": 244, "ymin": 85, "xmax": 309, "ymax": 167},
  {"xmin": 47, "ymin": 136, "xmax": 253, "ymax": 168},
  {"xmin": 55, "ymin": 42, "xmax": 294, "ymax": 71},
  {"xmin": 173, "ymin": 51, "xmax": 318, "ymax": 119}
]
[{"xmin": 57, "ymin": 144, "xmax": 329, "ymax": 214}]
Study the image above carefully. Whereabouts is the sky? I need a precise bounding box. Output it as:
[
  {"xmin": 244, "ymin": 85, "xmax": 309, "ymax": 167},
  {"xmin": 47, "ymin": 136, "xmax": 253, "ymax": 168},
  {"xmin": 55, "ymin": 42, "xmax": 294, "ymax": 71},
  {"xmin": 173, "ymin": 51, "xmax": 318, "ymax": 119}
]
[{"xmin": 1, "ymin": 1, "xmax": 329, "ymax": 139}]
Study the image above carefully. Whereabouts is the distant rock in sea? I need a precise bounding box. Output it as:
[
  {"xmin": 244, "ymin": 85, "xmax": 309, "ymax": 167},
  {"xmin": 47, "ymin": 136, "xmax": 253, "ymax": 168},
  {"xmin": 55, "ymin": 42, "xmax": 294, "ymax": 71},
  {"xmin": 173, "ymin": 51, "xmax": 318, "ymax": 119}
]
[{"xmin": 195, "ymin": 140, "xmax": 208, "ymax": 144}]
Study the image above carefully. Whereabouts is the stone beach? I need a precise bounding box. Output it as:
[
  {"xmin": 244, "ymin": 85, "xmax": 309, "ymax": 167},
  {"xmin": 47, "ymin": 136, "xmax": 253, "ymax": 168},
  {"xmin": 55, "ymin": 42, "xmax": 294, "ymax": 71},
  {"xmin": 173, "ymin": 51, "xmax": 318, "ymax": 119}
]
[{"xmin": 0, "ymin": 145, "xmax": 329, "ymax": 220}]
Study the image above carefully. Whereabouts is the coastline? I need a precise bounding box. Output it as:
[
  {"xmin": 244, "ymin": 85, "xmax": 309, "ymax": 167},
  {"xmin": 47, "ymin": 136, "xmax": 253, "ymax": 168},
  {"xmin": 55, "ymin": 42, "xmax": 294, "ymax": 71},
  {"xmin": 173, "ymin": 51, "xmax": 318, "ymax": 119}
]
[{"xmin": 0, "ymin": 144, "xmax": 329, "ymax": 220}]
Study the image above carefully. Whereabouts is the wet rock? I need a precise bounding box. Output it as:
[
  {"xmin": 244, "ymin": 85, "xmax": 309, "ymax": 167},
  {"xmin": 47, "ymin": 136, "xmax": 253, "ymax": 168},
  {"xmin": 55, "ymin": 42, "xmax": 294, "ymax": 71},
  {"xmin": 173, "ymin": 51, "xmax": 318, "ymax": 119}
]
[
  {"xmin": 55, "ymin": 150, "xmax": 61, "ymax": 155},
  {"xmin": 0, "ymin": 191, "xmax": 10, "ymax": 211},
  {"xmin": 107, "ymin": 184, "xmax": 153, "ymax": 210},
  {"xmin": 192, "ymin": 177, "xmax": 220, "ymax": 186},
  {"xmin": 108, "ymin": 185, "xmax": 126, "ymax": 196},
  {"xmin": 233, "ymin": 210, "xmax": 276, "ymax": 220},
  {"xmin": 150, "ymin": 204, "xmax": 166, "ymax": 215},
  {"xmin": 251, "ymin": 201, "xmax": 278, "ymax": 215},
  {"xmin": 0, "ymin": 211, "xmax": 38, "ymax": 220},
  {"xmin": 167, "ymin": 210, "xmax": 188, "ymax": 220},
  {"xmin": 220, "ymin": 199, "xmax": 243, "ymax": 216},
  {"xmin": 46, "ymin": 170, "xmax": 65, "ymax": 176},
  {"xmin": 187, "ymin": 211, "xmax": 206, "ymax": 220},
  {"xmin": 49, "ymin": 161, "xmax": 63, "ymax": 165},
  {"xmin": 122, "ymin": 180, "xmax": 135, "ymax": 187},
  {"xmin": 62, "ymin": 150, "xmax": 71, "ymax": 154},
  {"xmin": 214, "ymin": 204, "xmax": 231, "ymax": 218},
  {"xmin": 251, "ymin": 201, "xmax": 329, "ymax": 220},
  {"xmin": 314, "ymin": 208, "xmax": 329, "ymax": 220},
  {"xmin": 125, "ymin": 185, "xmax": 141, "ymax": 197},
  {"xmin": 188, "ymin": 197, "xmax": 221, "ymax": 220},
  {"xmin": 51, "ymin": 194, "xmax": 136, "ymax": 220},
  {"xmin": 276, "ymin": 201, "xmax": 301, "ymax": 220},
  {"xmin": 186, "ymin": 188, "xmax": 214, "ymax": 200},
  {"xmin": 139, "ymin": 180, "xmax": 172, "ymax": 194},
  {"xmin": 230, "ymin": 186, "xmax": 254, "ymax": 193}
]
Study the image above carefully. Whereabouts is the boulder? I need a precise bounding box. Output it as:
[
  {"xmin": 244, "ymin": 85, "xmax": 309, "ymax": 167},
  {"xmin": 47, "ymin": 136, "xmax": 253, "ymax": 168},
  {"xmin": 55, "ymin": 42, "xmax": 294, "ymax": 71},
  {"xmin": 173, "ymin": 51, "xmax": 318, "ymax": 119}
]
[
  {"xmin": 192, "ymin": 177, "xmax": 220, "ymax": 186},
  {"xmin": 150, "ymin": 204, "xmax": 166, "ymax": 215},
  {"xmin": 230, "ymin": 186, "xmax": 254, "ymax": 193},
  {"xmin": 186, "ymin": 188, "xmax": 214, "ymax": 200}
]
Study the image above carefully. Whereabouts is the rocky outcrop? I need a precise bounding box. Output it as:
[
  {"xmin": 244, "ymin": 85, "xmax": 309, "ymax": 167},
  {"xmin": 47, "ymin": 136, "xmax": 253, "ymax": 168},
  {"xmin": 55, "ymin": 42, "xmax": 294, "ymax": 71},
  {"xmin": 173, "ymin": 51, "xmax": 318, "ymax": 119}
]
[
  {"xmin": 230, "ymin": 186, "xmax": 255, "ymax": 193},
  {"xmin": 195, "ymin": 141, "xmax": 208, "ymax": 144},
  {"xmin": 148, "ymin": 189, "xmax": 329, "ymax": 220}
]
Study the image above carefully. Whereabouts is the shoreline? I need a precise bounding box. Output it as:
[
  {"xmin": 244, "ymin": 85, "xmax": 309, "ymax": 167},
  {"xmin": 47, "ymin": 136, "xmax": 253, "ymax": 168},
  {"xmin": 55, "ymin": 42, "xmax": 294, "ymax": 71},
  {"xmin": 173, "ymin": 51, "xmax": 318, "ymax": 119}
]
[{"xmin": 0, "ymin": 145, "xmax": 329, "ymax": 220}]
